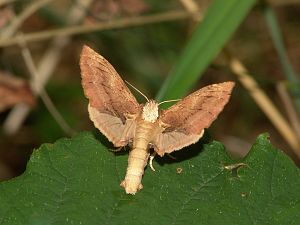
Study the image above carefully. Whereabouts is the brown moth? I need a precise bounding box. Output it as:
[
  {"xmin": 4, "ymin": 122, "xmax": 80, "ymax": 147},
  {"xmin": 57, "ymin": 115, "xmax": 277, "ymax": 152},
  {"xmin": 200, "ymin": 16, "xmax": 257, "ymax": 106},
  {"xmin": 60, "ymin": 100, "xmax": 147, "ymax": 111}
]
[{"xmin": 80, "ymin": 45, "xmax": 235, "ymax": 195}]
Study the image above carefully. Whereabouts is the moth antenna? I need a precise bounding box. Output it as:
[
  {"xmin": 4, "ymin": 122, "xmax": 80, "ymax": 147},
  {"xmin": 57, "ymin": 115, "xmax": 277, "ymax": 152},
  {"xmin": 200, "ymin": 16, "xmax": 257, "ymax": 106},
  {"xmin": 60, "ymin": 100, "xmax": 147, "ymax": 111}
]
[
  {"xmin": 109, "ymin": 146, "xmax": 125, "ymax": 152},
  {"xmin": 125, "ymin": 80, "xmax": 149, "ymax": 102},
  {"xmin": 158, "ymin": 99, "xmax": 181, "ymax": 106}
]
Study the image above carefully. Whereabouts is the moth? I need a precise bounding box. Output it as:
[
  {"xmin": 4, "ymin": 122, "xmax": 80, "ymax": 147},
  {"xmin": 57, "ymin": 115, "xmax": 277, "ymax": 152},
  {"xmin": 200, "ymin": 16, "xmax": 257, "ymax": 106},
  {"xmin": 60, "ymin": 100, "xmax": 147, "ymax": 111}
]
[{"xmin": 80, "ymin": 45, "xmax": 235, "ymax": 195}]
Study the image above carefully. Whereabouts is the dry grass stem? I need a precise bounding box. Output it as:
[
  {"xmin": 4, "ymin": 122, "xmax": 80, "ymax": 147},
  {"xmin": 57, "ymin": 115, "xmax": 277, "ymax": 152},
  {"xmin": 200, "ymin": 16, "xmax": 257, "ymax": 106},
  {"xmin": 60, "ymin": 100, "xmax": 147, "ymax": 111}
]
[
  {"xmin": 0, "ymin": 10, "xmax": 199, "ymax": 47},
  {"xmin": 39, "ymin": 91, "xmax": 76, "ymax": 136},
  {"xmin": 179, "ymin": 0, "xmax": 300, "ymax": 157},
  {"xmin": 19, "ymin": 39, "xmax": 75, "ymax": 135},
  {"xmin": 0, "ymin": 0, "xmax": 54, "ymax": 38},
  {"xmin": 3, "ymin": 0, "xmax": 93, "ymax": 134},
  {"xmin": 179, "ymin": 0, "xmax": 199, "ymax": 12},
  {"xmin": 2, "ymin": 103, "xmax": 31, "ymax": 134},
  {"xmin": 277, "ymin": 81, "xmax": 300, "ymax": 139},
  {"xmin": 0, "ymin": 0, "xmax": 18, "ymax": 7},
  {"xmin": 230, "ymin": 57, "xmax": 300, "ymax": 158},
  {"xmin": 179, "ymin": 0, "xmax": 202, "ymax": 21}
]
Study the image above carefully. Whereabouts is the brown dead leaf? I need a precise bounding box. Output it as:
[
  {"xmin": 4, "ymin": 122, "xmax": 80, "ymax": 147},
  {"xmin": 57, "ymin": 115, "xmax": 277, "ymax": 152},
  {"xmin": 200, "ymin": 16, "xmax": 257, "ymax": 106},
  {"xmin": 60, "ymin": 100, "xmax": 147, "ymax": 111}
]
[{"xmin": 0, "ymin": 72, "xmax": 35, "ymax": 112}]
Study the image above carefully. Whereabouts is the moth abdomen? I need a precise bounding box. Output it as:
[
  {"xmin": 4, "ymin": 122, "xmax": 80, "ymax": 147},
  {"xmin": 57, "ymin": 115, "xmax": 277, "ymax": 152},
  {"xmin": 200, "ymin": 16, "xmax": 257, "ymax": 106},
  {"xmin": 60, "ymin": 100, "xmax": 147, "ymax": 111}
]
[
  {"xmin": 120, "ymin": 120, "xmax": 157, "ymax": 194},
  {"xmin": 121, "ymin": 146, "xmax": 149, "ymax": 194}
]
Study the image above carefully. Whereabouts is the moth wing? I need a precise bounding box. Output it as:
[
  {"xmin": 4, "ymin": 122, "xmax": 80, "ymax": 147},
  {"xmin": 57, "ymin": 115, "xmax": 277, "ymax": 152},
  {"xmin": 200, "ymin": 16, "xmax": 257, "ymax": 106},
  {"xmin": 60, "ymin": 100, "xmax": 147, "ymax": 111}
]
[
  {"xmin": 80, "ymin": 45, "xmax": 140, "ymax": 147},
  {"xmin": 153, "ymin": 82, "xmax": 235, "ymax": 156}
]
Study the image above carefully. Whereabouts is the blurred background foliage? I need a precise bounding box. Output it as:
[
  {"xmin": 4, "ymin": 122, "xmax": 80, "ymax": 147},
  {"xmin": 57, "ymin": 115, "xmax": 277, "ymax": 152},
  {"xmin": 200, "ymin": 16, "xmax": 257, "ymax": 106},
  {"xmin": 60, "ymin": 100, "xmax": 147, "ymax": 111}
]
[{"xmin": 0, "ymin": 0, "xmax": 300, "ymax": 180}]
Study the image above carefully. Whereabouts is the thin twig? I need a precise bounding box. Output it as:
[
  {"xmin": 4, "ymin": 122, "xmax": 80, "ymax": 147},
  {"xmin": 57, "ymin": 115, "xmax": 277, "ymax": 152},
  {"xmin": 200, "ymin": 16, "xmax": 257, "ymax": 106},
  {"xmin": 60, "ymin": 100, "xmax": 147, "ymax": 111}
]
[
  {"xmin": 0, "ymin": 0, "xmax": 18, "ymax": 7},
  {"xmin": 276, "ymin": 81, "xmax": 300, "ymax": 139},
  {"xmin": 178, "ymin": 0, "xmax": 202, "ymax": 33},
  {"xmin": 230, "ymin": 57, "xmax": 300, "ymax": 157},
  {"xmin": 2, "ymin": 103, "xmax": 31, "ymax": 134},
  {"xmin": 0, "ymin": 10, "xmax": 199, "ymax": 47},
  {"xmin": 0, "ymin": 0, "xmax": 54, "ymax": 38},
  {"xmin": 39, "ymin": 91, "xmax": 76, "ymax": 136},
  {"xmin": 19, "ymin": 38, "xmax": 75, "ymax": 136},
  {"xmin": 179, "ymin": 0, "xmax": 199, "ymax": 12},
  {"xmin": 263, "ymin": 3, "xmax": 300, "ymax": 114},
  {"xmin": 3, "ymin": 0, "xmax": 93, "ymax": 134},
  {"xmin": 179, "ymin": 0, "xmax": 202, "ymax": 21}
]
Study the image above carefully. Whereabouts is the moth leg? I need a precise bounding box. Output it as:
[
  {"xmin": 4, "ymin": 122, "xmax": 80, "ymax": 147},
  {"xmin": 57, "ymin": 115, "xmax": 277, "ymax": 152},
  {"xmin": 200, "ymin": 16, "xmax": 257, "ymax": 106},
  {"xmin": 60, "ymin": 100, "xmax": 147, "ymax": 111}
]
[
  {"xmin": 110, "ymin": 139, "xmax": 132, "ymax": 152},
  {"xmin": 108, "ymin": 146, "xmax": 124, "ymax": 152},
  {"xmin": 167, "ymin": 153, "xmax": 177, "ymax": 160},
  {"xmin": 147, "ymin": 142, "xmax": 156, "ymax": 171},
  {"xmin": 149, "ymin": 152, "xmax": 157, "ymax": 172}
]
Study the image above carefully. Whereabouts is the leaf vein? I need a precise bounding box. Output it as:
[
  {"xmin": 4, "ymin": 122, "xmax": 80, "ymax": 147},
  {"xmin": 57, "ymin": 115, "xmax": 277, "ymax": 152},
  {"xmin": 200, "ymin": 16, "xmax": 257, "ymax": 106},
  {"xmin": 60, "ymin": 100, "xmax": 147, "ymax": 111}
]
[{"xmin": 171, "ymin": 170, "xmax": 223, "ymax": 225}]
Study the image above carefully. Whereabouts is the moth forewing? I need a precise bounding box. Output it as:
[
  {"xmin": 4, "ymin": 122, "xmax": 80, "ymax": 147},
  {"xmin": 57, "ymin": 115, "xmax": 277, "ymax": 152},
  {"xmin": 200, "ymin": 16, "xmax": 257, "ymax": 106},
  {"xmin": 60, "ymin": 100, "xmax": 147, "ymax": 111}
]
[
  {"xmin": 80, "ymin": 45, "xmax": 235, "ymax": 195},
  {"xmin": 152, "ymin": 82, "xmax": 235, "ymax": 156}
]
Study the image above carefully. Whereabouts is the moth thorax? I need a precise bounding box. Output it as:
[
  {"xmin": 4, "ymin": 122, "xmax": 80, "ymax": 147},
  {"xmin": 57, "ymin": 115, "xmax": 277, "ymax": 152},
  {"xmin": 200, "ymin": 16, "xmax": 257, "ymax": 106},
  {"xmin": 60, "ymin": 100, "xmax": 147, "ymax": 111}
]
[{"xmin": 142, "ymin": 100, "xmax": 159, "ymax": 123}]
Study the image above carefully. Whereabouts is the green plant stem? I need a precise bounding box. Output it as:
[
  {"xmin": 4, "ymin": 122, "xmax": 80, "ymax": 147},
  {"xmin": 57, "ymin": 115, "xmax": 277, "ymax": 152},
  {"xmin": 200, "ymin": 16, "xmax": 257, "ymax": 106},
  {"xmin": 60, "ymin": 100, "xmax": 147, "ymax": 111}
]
[
  {"xmin": 262, "ymin": 3, "xmax": 300, "ymax": 115},
  {"xmin": 156, "ymin": 0, "xmax": 256, "ymax": 102}
]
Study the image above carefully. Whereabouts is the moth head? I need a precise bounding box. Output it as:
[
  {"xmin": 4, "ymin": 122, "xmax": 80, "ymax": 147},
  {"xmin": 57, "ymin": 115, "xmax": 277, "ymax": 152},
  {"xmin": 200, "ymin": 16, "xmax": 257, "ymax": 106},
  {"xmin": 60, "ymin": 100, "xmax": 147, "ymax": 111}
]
[{"xmin": 142, "ymin": 100, "xmax": 159, "ymax": 123}]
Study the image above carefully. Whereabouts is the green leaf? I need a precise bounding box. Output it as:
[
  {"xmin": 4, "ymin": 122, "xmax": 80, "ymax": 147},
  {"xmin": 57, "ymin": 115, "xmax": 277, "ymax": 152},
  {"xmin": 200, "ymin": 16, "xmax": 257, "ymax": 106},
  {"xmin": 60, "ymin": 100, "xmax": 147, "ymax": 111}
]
[
  {"xmin": 0, "ymin": 132, "xmax": 299, "ymax": 225},
  {"xmin": 156, "ymin": 0, "xmax": 256, "ymax": 102}
]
